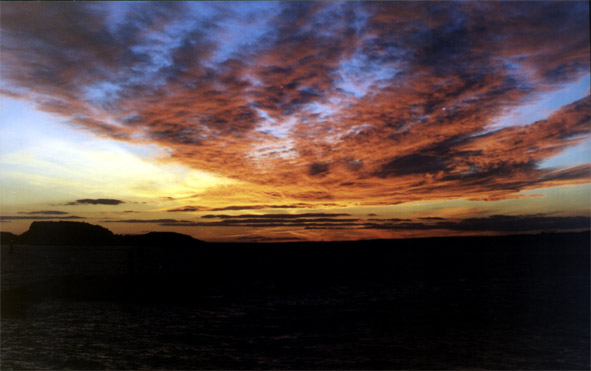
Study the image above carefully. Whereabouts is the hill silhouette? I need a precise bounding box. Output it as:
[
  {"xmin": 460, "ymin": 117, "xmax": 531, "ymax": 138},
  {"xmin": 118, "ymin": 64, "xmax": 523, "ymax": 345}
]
[
  {"xmin": 118, "ymin": 231, "xmax": 202, "ymax": 246},
  {"xmin": 0, "ymin": 231, "xmax": 19, "ymax": 244},
  {"xmin": 12, "ymin": 221, "xmax": 204, "ymax": 246},
  {"xmin": 19, "ymin": 221, "xmax": 115, "ymax": 245}
]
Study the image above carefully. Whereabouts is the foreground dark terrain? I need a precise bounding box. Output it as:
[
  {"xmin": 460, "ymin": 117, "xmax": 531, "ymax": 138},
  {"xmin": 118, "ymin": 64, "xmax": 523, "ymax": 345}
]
[{"xmin": 1, "ymin": 224, "xmax": 589, "ymax": 369}]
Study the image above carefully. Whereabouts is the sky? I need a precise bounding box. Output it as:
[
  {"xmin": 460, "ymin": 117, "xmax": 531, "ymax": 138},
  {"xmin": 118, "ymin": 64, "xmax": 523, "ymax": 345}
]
[{"xmin": 1, "ymin": 1, "xmax": 589, "ymax": 242}]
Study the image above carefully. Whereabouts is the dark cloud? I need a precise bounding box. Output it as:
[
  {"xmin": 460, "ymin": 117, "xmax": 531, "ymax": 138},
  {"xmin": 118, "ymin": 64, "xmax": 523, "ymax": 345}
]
[
  {"xmin": 19, "ymin": 210, "xmax": 70, "ymax": 215},
  {"xmin": 0, "ymin": 215, "xmax": 83, "ymax": 221},
  {"xmin": 363, "ymin": 215, "xmax": 590, "ymax": 233},
  {"xmin": 441, "ymin": 215, "xmax": 591, "ymax": 233},
  {"xmin": 156, "ymin": 212, "xmax": 359, "ymax": 229},
  {"xmin": 309, "ymin": 162, "xmax": 330, "ymax": 176},
  {"xmin": 234, "ymin": 235, "xmax": 306, "ymax": 243},
  {"xmin": 166, "ymin": 204, "xmax": 326, "ymax": 212},
  {"xmin": 159, "ymin": 221, "xmax": 361, "ymax": 229},
  {"xmin": 377, "ymin": 154, "xmax": 447, "ymax": 178},
  {"xmin": 363, "ymin": 222, "xmax": 440, "ymax": 231},
  {"xmin": 201, "ymin": 213, "xmax": 351, "ymax": 219},
  {"xmin": 368, "ymin": 218, "xmax": 412, "ymax": 222},
  {"xmin": 151, "ymin": 212, "xmax": 589, "ymax": 234},
  {"xmin": 209, "ymin": 204, "xmax": 302, "ymax": 211},
  {"xmin": 104, "ymin": 219, "xmax": 190, "ymax": 224},
  {"xmin": 166, "ymin": 206, "xmax": 207, "ymax": 213},
  {"xmin": 206, "ymin": 218, "xmax": 359, "ymax": 224},
  {"xmin": 66, "ymin": 199, "xmax": 125, "ymax": 206}
]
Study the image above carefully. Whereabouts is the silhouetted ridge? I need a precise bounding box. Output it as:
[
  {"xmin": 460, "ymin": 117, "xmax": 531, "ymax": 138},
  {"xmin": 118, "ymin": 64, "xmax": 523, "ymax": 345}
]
[
  {"xmin": 10, "ymin": 221, "xmax": 204, "ymax": 246},
  {"xmin": 118, "ymin": 231, "xmax": 203, "ymax": 246},
  {"xmin": 0, "ymin": 231, "xmax": 19, "ymax": 244},
  {"xmin": 19, "ymin": 221, "xmax": 115, "ymax": 245}
]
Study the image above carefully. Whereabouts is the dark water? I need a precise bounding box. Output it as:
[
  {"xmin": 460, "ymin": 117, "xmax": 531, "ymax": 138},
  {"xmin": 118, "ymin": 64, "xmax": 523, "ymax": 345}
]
[
  {"xmin": 2, "ymin": 236, "xmax": 590, "ymax": 369},
  {"xmin": 3, "ymin": 279, "xmax": 589, "ymax": 370}
]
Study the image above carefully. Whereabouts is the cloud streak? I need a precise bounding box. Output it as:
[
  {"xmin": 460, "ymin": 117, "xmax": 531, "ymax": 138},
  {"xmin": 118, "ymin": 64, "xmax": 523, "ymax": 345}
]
[
  {"xmin": 19, "ymin": 210, "xmax": 70, "ymax": 215},
  {"xmin": 200, "ymin": 213, "xmax": 351, "ymax": 219},
  {"xmin": 365, "ymin": 215, "xmax": 591, "ymax": 233},
  {"xmin": 103, "ymin": 219, "xmax": 190, "ymax": 224},
  {"xmin": 166, "ymin": 203, "xmax": 331, "ymax": 212},
  {"xmin": 65, "ymin": 199, "xmax": 125, "ymax": 206},
  {"xmin": 152, "ymin": 213, "xmax": 589, "ymax": 234},
  {"xmin": 1, "ymin": 215, "xmax": 83, "ymax": 221}
]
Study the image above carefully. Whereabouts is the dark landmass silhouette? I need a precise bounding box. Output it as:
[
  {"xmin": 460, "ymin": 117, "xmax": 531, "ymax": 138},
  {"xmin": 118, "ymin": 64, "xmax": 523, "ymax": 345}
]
[
  {"xmin": 1, "ymin": 221, "xmax": 589, "ymax": 369},
  {"xmin": 18, "ymin": 221, "xmax": 115, "ymax": 245},
  {"xmin": 118, "ymin": 231, "xmax": 203, "ymax": 247},
  {"xmin": 0, "ymin": 231, "xmax": 19, "ymax": 244},
  {"xmin": 8, "ymin": 221, "xmax": 204, "ymax": 246},
  {"xmin": 3, "ymin": 221, "xmax": 588, "ymax": 306}
]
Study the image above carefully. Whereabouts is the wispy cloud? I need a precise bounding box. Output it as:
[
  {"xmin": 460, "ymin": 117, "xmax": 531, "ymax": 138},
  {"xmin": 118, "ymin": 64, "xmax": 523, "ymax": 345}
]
[
  {"xmin": 166, "ymin": 204, "xmax": 321, "ymax": 212},
  {"xmin": 166, "ymin": 206, "xmax": 208, "ymax": 213},
  {"xmin": 441, "ymin": 215, "xmax": 591, "ymax": 232},
  {"xmin": 152, "ymin": 213, "xmax": 589, "ymax": 234},
  {"xmin": 200, "ymin": 213, "xmax": 351, "ymax": 219},
  {"xmin": 65, "ymin": 199, "xmax": 125, "ymax": 206},
  {"xmin": 364, "ymin": 215, "xmax": 591, "ymax": 233},
  {"xmin": 1, "ymin": 215, "xmax": 83, "ymax": 221},
  {"xmin": 19, "ymin": 210, "xmax": 70, "ymax": 215},
  {"xmin": 234, "ymin": 235, "xmax": 306, "ymax": 243},
  {"xmin": 103, "ymin": 219, "xmax": 190, "ymax": 224}
]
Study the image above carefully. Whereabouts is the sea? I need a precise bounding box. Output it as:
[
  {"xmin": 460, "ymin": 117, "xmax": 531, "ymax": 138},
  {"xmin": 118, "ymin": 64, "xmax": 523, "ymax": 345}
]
[{"xmin": 2, "ymin": 241, "xmax": 589, "ymax": 369}]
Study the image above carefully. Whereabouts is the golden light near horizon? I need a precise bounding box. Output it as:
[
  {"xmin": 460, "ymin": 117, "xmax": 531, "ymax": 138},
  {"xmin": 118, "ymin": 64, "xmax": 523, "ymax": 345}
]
[{"xmin": 1, "ymin": 1, "xmax": 589, "ymax": 241}]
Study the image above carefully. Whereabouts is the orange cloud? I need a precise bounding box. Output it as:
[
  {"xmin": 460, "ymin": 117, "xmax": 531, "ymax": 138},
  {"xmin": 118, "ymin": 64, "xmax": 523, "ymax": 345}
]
[{"xmin": 1, "ymin": 2, "xmax": 589, "ymax": 210}]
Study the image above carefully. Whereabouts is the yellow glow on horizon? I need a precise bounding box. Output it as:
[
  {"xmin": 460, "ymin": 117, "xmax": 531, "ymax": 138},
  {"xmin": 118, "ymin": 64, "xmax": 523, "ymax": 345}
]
[{"xmin": 0, "ymin": 133, "xmax": 238, "ymax": 206}]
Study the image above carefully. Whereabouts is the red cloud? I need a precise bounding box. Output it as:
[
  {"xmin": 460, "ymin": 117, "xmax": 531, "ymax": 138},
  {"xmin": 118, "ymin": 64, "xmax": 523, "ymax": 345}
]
[{"xmin": 1, "ymin": 2, "xmax": 589, "ymax": 207}]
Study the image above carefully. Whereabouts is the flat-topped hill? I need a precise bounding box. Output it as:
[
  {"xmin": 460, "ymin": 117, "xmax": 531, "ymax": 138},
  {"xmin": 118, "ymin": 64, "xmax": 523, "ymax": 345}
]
[
  {"xmin": 8, "ymin": 221, "xmax": 204, "ymax": 246},
  {"xmin": 0, "ymin": 231, "xmax": 19, "ymax": 244},
  {"xmin": 19, "ymin": 221, "xmax": 115, "ymax": 245}
]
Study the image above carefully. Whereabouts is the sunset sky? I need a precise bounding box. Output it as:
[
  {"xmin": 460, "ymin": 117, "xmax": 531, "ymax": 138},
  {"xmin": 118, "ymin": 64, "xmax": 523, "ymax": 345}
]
[{"xmin": 1, "ymin": 1, "xmax": 589, "ymax": 242}]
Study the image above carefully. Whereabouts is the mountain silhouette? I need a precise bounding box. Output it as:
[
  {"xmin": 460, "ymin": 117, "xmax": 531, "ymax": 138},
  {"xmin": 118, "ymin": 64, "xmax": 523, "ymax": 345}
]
[
  {"xmin": 0, "ymin": 231, "xmax": 19, "ymax": 244},
  {"xmin": 19, "ymin": 221, "xmax": 115, "ymax": 245},
  {"xmin": 118, "ymin": 231, "xmax": 203, "ymax": 246},
  {"xmin": 12, "ymin": 221, "xmax": 204, "ymax": 246}
]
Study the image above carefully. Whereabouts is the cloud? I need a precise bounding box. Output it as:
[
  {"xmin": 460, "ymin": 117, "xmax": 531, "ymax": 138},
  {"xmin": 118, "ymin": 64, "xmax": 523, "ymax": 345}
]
[
  {"xmin": 0, "ymin": 215, "xmax": 83, "ymax": 221},
  {"xmin": 19, "ymin": 210, "xmax": 70, "ymax": 215},
  {"xmin": 309, "ymin": 162, "xmax": 330, "ymax": 176},
  {"xmin": 103, "ymin": 219, "xmax": 190, "ymax": 224},
  {"xmin": 440, "ymin": 214, "xmax": 591, "ymax": 233},
  {"xmin": 160, "ymin": 221, "xmax": 361, "ymax": 229},
  {"xmin": 233, "ymin": 235, "xmax": 307, "ymax": 243},
  {"xmin": 368, "ymin": 218, "xmax": 412, "ymax": 222},
  {"xmin": 201, "ymin": 213, "xmax": 351, "ymax": 219},
  {"xmin": 209, "ymin": 205, "xmax": 303, "ymax": 211},
  {"xmin": 363, "ymin": 214, "xmax": 591, "ymax": 233},
  {"xmin": 153, "ymin": 212, "xmax": 591, "ymax": 234},
  {"xmin": 166, "ymin": 206, "xmax": 208, "ymax": 212},
  {"xmin": 156, "ymin": 212, "xmax": 359, "ymax": 229},
  {"xmin": 376, "ymin": 154, "xmax": 447, "ymax": 178},
  {"xmin": 1, "ymin": 2, "xmax": 589, "ymax": 207},
  {"xmin": 66, "ymin": 199, "xmax": 125, "ymax": 206},
  {"xmin": 166, "ymin": 204, "xmax": 318, "ymax": 212}
]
